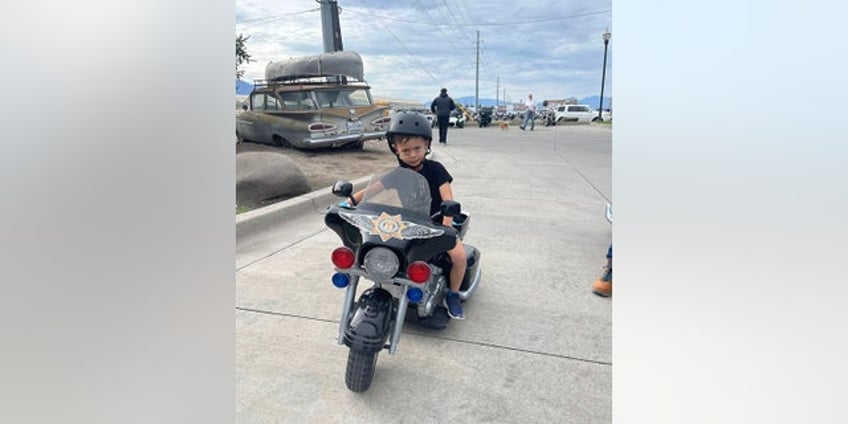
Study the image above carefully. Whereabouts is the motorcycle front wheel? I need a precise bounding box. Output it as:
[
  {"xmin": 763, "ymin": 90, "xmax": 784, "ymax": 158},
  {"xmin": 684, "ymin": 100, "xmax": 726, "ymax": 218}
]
[{"xmin": 345, "ymin": 348, "xmax": 379, "ymax": 392}]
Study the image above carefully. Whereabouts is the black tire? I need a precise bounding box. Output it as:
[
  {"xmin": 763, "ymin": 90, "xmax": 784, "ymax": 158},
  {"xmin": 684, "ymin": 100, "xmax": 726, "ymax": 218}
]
[
  {"xmin": 272, "ymin": 135, "xmax": 292, "ymax": 148},
  {"xmin": 345, "ymin": 348, "xmax": 379, "ymax": 392},
  {"xmin": 456, "ymin": 121, "xmax": 464, "ymax": 129}
]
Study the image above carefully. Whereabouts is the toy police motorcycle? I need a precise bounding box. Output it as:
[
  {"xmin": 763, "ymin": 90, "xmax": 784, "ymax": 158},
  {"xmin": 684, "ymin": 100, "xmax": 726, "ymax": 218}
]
[{"xmin": 324, "ymin": 167, "xmax": 482, "ymax": 392}]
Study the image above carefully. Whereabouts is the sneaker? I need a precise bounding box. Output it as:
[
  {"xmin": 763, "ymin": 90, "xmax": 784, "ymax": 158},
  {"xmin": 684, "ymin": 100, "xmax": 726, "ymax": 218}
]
[
  {"xmin": 443, "ymin": 292, "xmax": 465, "ymax": 320},
  {"xmin": 519, "ymin": 126, "xmax": 525, "ymax": 131},
  {"xmin": 592, "ymin": 261, "xmax": 612, "ymax": 297}
]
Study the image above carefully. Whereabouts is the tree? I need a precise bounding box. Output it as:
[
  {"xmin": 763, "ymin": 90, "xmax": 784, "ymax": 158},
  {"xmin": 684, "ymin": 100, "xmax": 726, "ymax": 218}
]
[{"xmin": 236, "ymin": 33, "xmax": 251, "ymax": 81}]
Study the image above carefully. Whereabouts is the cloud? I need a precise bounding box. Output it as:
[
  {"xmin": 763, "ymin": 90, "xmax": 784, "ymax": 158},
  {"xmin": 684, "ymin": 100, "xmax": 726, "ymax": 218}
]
[{"xmin": 236, "ymin": 0, "xmax": 612, "ymax": 104}]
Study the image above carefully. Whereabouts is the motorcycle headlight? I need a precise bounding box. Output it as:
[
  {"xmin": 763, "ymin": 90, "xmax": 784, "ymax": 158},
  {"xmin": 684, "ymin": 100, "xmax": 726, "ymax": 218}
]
[{"xmin": 364, "ymin": 247, "xmax": 400, "ymax": 282}]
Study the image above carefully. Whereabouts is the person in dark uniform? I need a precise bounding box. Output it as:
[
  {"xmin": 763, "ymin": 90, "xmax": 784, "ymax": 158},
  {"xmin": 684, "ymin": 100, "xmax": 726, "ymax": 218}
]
[{"xmin": 430, "ymin": 88, "xmax": 456, "ymax": 144}]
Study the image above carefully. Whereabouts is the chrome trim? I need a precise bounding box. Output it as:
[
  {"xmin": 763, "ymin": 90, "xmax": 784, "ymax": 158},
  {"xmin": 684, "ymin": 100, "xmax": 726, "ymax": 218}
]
[
  {"xmin": 295, "ymin": 130, "xmax": 386, "ymax": 149},
  {"xmin": 457, "ymin": 261, "xmax": 482, "ymax": 301},
  {"xmin": 337, "ymin": 274, "xmax": 359, "ymax": 345},
  {"xmin": 388, "ymin": 285, "xmax": 409, "ymax": 355}
]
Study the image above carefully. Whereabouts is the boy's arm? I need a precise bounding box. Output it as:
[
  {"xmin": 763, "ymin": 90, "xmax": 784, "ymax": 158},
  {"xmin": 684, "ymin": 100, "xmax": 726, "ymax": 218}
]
[
  {"xmin": 349, "ymin": 181, "xmax": 385, "ymax": 205},
  {"xmin": 438, "ymin": 182, "xmax": 454, "ymax": 226}
]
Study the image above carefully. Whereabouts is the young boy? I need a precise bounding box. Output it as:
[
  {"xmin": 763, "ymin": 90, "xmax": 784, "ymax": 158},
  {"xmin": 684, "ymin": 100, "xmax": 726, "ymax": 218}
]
[{"xmin": 347, "ymin": 112, "xmax": 468, "ymax": 319}]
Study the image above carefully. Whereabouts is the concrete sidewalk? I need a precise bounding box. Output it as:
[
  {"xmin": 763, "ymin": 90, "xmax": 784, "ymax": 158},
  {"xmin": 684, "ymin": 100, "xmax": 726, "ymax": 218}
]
[{"xmin": 236, "ymin": 124, "xmax": 613, "ymax": 423}]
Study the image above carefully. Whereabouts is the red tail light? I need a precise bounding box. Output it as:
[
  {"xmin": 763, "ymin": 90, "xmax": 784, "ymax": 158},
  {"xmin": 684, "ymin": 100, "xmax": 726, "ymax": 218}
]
[
  {"xmin": 308, "ymin": 122, "xmax": 338, "ymax": 132},
  {"xmin": 331, "ymin": 247, "xmax": 355, "ymax": 269},
  {"xmin": 406, "ymin": 261, "xmax": 431, "ymax": 283},
  {"xmin": 370, "ymin": 116, "xmax": 392, "ymax": 127}
]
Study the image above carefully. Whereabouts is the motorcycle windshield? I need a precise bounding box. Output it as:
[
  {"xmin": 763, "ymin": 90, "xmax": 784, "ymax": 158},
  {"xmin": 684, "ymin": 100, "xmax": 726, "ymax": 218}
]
[
  {"xmin": 360, "ymin": 168, "xmax": 432, "ymax": 220},
  {"xmin": 338, "ymin": 168, "xmax": 444, "ymax": 242}
]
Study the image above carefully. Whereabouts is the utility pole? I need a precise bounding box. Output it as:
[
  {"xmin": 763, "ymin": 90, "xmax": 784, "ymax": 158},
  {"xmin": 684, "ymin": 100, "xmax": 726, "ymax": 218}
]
[
  {"xmin": 320, "ymin": 0, "xmax": 344, "ymax": 53},
  {"xmin": 598, "ymin": 28, "xmax": 611, "ymax": 121},
  {"xmin": 475, "ymin": 30, "xmax": 480, "ymax": 112},
  {"xmin": 496, "ymin": 76, "xmax": 500, "ymax": 107}
]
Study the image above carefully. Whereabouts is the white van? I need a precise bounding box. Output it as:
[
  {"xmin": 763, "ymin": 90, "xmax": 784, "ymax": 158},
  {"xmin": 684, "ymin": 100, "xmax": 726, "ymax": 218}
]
[{"xmin": 554, "ymin": 104, "xmax": 611, "ymax": 123}]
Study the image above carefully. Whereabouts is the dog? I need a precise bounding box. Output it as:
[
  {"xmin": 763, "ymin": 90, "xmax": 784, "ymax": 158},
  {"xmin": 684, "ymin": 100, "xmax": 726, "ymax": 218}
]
[{"xmin": 498, "ymin": 121, "xmax": 510, "ymax": 130}]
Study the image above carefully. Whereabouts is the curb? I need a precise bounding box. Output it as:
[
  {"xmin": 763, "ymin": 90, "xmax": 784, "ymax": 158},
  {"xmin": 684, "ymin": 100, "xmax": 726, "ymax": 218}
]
[{"xmin": 236, "ymin": 175, "xmax": 371, "ymax": 245}]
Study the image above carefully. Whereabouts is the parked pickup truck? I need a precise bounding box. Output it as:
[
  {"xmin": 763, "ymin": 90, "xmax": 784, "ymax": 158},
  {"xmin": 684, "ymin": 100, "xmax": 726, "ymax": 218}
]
[{"xmin": 554, "ymin": 104, "xmax": 611, "ymax": 123}]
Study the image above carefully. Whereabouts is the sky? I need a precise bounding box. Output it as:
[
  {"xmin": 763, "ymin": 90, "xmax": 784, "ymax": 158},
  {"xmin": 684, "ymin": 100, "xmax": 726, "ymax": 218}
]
[{"xmin": 235, "ymin": 0, "xmax": 612, "ymax": 106}]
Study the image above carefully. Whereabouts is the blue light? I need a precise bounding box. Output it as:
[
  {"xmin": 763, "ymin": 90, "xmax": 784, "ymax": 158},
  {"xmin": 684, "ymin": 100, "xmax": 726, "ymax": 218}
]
[
  {"xmin": 332, "ymin": 273, "xmax": 350, "ymax": 288},
  {"xmin": 407, "ymin": 287, "xmax": 423, "ymax": 302}
]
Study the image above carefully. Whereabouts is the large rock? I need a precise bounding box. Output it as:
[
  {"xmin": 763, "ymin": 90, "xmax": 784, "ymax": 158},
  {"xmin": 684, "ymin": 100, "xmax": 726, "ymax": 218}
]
[{"xmin": 236, "ymin": 152, "xmax": 310, "ymax": 207}]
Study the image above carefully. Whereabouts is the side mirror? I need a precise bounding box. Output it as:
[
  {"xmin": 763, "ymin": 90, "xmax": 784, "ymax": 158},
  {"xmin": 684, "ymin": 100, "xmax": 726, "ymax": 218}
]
[
  {"xmin": 440, "ymin": 200, "xmax": 461, "ymax": 217},
  {"xmin": 332, "ymin": 180, "xmax": 353, "ymax": 198}
]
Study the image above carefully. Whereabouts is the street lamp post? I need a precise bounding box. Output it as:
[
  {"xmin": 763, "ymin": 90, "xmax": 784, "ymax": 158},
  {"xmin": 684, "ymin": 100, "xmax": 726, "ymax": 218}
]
[{"xmin": 598, "ymin": 29, "xmax": 611, "ymax": 122}]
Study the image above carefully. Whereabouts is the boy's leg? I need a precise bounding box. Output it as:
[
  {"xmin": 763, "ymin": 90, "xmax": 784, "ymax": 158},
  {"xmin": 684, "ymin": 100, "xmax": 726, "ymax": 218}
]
[{"xmin": 444, "ymin": 241, "xmax": 467, "ymax": 319}]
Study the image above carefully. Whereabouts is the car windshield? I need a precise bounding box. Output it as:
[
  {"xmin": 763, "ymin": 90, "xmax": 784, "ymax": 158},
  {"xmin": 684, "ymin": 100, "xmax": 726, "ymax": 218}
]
[
  {"xmin": 360, "ymin": 168, "xmax": 432, "ymax": 221},
  {"xmin": 314, "ymin": 88, "xmax": 372, "ymax": 108}
]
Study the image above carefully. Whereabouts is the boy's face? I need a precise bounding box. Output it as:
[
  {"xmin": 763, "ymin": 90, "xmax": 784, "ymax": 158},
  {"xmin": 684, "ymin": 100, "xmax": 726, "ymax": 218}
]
[{"xmin": 393, "ymin": 136, "xmax": 428, "ymax": 169}]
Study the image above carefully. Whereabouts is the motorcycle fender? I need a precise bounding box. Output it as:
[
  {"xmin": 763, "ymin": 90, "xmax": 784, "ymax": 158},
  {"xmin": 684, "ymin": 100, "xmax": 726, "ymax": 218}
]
[
  {"xmin": 343, "ymin": 287, "xmax": 394, "ymax": 353},
  {"xmin": 459, "ymin": 245, "xmax": 481, "ymax": 293}
]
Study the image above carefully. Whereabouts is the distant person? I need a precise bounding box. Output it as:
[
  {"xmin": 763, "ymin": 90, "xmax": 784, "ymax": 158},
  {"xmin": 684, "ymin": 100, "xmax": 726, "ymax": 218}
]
[
  {"xmin": 430, "ymin": 88, "xmax": 456, "ymax": 144},
  {"xmin": 519, "ymin": 93, "xmax": 537, "ymax": 131}
]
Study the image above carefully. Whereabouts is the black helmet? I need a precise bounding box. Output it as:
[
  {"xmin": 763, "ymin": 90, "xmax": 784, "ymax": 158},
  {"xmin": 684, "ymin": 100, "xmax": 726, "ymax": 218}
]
[
  {"xmin": 386, "ymin": 111, "xmax": 432, "ymax": 143},
  {"xmin": 385, "ymin": 112, "xmax": 433, "ymax": 165}
]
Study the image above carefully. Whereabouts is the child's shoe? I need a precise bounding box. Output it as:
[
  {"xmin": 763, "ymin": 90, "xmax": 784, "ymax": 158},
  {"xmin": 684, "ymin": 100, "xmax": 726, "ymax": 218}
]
[{"xmin": 443, "ymin": 292, "xmax": 465, "ymax": 320}]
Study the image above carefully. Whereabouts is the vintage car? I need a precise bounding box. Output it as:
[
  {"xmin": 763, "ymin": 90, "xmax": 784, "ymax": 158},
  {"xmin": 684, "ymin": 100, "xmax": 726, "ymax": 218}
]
[{"xmin": 236, "ymin": 51, "xmax": 390, "ymax": 149}]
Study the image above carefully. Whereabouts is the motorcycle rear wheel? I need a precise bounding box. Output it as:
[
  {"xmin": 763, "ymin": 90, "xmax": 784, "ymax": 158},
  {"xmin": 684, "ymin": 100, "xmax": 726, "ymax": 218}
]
[{"xmin": 345, "ymin": 348, "xmax": 379, "ymax": 392}]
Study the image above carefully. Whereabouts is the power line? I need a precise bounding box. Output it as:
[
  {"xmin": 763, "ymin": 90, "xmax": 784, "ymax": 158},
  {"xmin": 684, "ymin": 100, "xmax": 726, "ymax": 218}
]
[
  {"xmin": 322, "ymin": 8, "xmax": 610, "ymax": 27},
  {"xmin": 477, "ymin": 9, "xmax": 610, "ymax": 26},
  {"xmin": 367, "ymin": 11, "xmax": 442, "ymax": 86},
  {"xmin": 236, "ymin": 7, "xmax": 320, "ymax": 29},
  {"xmin": 440, "ymin": 0, "xmax": 475, "ymax": 47},
  {"xmin": 412, "ymin": 0, "xmax": 477, "ymax": 67}
]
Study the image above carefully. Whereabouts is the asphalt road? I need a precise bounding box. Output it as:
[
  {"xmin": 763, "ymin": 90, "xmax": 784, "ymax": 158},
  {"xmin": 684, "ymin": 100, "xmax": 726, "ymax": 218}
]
[{"xmin": 236, "ymin": 123, "xmax": 612, "ymax": 423}]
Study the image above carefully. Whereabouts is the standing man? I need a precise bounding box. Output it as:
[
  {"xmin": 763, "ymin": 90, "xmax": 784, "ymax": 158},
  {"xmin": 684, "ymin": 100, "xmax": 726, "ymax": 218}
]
[
  {"xmin": 430, "ymin": 87, "xmax": 456, "ymax": 144},
  {"xmin": 519, "ymin": 93, "xmax": 537, "ymax": 131}
]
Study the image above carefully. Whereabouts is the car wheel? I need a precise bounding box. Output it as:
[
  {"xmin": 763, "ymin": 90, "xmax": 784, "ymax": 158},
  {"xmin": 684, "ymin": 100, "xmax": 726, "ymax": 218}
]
[{"xmin": 272, "ymin": 135, "xmax": 291, "ymax": 148}]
